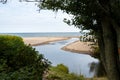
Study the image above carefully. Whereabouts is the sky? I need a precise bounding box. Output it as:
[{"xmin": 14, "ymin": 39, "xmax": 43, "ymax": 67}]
[{"xmin": 0, "ymin": 0, "xmax": 80, "ymax": 33}]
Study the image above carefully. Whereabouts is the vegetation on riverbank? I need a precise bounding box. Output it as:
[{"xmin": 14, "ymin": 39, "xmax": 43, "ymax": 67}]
[
  {"xmin": 44, "ymin": 64, "xmax": 85, "ymax": 80},
  {"xmin": 86, "ymin": 77, "xmax": 107, "ymax": 80}
]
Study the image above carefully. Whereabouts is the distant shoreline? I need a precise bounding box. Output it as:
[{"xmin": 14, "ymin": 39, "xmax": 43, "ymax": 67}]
[
  {"xmin": 0, "ymin": 32, "xmax": 81, "ymax": 38},
  {"xmin": 23, "ymin": 37, "xmax": 92, "ymax": 55}
]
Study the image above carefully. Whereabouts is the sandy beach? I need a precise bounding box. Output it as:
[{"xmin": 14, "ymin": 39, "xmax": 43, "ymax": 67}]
[
  {"xmin": 23, "ymin": 37, "xmax": 70, "ymax": 46},
  {"xmin": 62, "ymin": 40, "xmax": 92, "ymax": 54},
  {"xmin": 23, "ymin": 37, "xmax": 92, "ymax": 54}
]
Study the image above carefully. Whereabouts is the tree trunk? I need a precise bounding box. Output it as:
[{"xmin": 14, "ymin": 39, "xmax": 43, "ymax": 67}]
[
  {"xmin": 117, "ymin": 30, "xmax": 120, "ymax": 59},
  {"xmin": 101, "ymin": 16, "xmax": 120, "ymax": 80},
  {"xmin": 96, "ymin": 23, "xmax": 107, "ymax": 71},
  {"xmin": 112, "ymin": 20, "xmax": 120, "ymax": 54},
  {"xmin": 112, "ymin": 20, "xmax": 120, "ymax": 56},
  {"xmin": 111, "ymin": 19, "xmax": 120, "ymax": 72},
  {"xmin": 115, "ymin": 25, "xmax": 120, "ymax": 76},
  {"xmin": 96, "ymin": 25, "xmax": 107, "ymax": 77}
]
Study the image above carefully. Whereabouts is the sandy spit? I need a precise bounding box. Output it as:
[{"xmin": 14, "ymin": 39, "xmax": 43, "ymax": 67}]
[
  {"xmin": 62, "ymin": 40, "xmax": 92, "ymax": 55},
  {"xmin": 23, "ymin": 37, "xmax": 70, "ymax": 46}
]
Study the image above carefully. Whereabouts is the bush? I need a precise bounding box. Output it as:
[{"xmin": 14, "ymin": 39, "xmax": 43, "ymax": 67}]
[
  {"xmin": 45, "ymin": 64, "xmax": 85, "ymax": 80},
  {"xmin": 56, "ymin": 64, "xmax": 69, "ymax": 73},
  {"xmin": 0, "ymin": 35, "xmax": 50, "ymax": 80}
]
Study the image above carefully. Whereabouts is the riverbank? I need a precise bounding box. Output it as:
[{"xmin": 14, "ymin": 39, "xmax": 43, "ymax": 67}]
[{"xmin": 23, "ymin": 37, "xmax": 92, "ymax": 54}]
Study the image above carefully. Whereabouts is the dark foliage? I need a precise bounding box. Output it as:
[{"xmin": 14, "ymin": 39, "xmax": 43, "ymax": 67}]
[{"xmin": 0, "ymin": 35, "xmax": 50, "ymax": 80}]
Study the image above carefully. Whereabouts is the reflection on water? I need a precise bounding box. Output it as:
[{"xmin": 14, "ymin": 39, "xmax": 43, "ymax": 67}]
[
  {"xmin": 89, "ymin": 62, "xmax": 106, "ymax": 77},
  {"xmin": 34, "ymin": 38, "xmax": 99, "ymax": 78},
  {"xmin": 89, "ymin": 62, "xmax": 99, "ymax": 75}
]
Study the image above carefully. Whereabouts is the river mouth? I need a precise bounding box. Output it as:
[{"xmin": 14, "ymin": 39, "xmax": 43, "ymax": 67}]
[{"xmin": 34, "ymin": 38, "xmax": 99, "ymax": 78}]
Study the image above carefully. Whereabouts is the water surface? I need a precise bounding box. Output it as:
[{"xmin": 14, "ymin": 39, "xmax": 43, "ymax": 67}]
[{"xmin": 34, "ymin": 38, "xmax": 99, "ymax": 77}]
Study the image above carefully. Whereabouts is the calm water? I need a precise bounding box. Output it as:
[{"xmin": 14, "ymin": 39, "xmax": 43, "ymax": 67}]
[
  {"xmin": 34, "ymin": 38, "xmax": 99, "ymax": 78},
  {"xmin": 0, "ymin": 32, "xmax": 82, "ymax": 37}
]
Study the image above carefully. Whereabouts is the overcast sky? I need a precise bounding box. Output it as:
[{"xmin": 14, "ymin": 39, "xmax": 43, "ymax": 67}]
[{"xmin": 0, "ymin": 0, "xmax": 80, "ymax": 33}]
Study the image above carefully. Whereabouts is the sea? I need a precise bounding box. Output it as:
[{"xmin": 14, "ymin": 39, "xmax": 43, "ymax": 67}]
[{"xmin": 0, "ymin": 32, "xmax": 82, "ymax": 37}]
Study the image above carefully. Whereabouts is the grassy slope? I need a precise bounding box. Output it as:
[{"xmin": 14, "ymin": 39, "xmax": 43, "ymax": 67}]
[{"xmin": 86, "ymin": 77, "xmax": 108, "ymax": 80}]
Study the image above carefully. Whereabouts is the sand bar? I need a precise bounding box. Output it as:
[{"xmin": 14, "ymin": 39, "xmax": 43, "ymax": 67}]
[
  {"xmin": 23, "ymin": 37, "xmax": 70, "ymax": 46},
  {"xmin": 62, "ymin": 40, "xmax": 92, "ymax": 55}
]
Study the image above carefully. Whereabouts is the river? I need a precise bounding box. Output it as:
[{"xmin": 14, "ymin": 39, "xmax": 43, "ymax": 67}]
[{"xmin": 34, "ymin": 38, "xmax": 99, "ymax": 78}]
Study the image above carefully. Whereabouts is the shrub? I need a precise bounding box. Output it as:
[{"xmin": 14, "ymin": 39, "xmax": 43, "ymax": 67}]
[
  {"xmin": 56, "ymin": 64, "xmax": 69, "ymax": 73},
  {"xmin": 0, "ymin": 35, "xmax": 50, "ymax": 80},
  {"xmin": 45, "ymin": 64, "xmax": 85, "ymax": 80}
]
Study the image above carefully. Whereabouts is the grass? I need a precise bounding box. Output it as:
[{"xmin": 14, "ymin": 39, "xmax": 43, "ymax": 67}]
[{"xmin": 86, "ymin": 77, "xmax": 108, "ymax": 80}]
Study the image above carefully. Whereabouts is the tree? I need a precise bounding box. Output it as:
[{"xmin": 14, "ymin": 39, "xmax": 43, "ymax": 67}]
[{"xmin": 39, "ymin": 0, "xmax": 120, "ymax": 80}]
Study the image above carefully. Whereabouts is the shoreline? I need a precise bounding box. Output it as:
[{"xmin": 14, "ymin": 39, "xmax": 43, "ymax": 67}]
[{"xmin": 23, "ymin": 37, "xmax": 92, "ymax": 55}]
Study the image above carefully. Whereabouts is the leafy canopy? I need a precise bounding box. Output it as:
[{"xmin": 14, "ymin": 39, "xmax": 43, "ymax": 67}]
[{"xmin": 39, "ymin": 0, "xmax": 120, "ymax": 31}]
